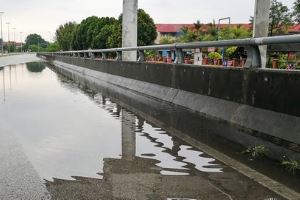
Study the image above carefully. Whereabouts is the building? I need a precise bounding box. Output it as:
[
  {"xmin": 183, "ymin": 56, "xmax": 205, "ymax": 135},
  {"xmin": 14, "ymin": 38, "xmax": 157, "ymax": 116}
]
[
  {"xmin": 155, "ymin": 23, "xmax": 252, "ymax": 44},
  {"xmin": 155, "ymin": 23, "xmax": 300, "ymax": 44}
]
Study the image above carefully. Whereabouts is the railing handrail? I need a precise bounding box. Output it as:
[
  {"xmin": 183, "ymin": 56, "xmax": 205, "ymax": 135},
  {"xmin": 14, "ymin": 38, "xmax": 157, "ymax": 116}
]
[
  {"xmin": 48, "ymin": 34, "xmax": 300, "ymax": 54},
  {"xmin": 39, "ymin": 34, "xmax": 300, "ymax": 68}
]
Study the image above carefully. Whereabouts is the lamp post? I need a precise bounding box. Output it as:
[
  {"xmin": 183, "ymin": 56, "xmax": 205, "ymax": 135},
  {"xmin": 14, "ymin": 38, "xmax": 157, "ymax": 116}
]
[
  {"xmin": 12, "ymin": 28, "xmax": 16, "ymax": 52},
  {"xmin": 20, "ymin": 32, "xmax": 23, "ymax": 52},
  {"xmin": 217, "ymin": 17, "xmax": 231, "ymax": 66},
  {"xmin": 6, "ymin": 22, "xmax": 10, "ymax": 53},
  {"xmin": 0, "ymin": 12, "xmax": 4, "ymax": 56}
]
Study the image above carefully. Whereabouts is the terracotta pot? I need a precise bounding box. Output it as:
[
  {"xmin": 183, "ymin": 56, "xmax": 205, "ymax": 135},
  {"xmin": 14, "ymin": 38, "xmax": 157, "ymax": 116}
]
[
  {"xmin": 167, "ymin": 57, "xmax": 172, "ymax": 63},
  {"xmin": 202, "ymin": 58, "xmax": 208, "ymax": 65},
  {"xmin": 184, "ymin": 58, "xmax": 190, "ymax": 64},
  {"xmin": 272, "ymin": 59, "xmax": 279, "ymax": 69}
]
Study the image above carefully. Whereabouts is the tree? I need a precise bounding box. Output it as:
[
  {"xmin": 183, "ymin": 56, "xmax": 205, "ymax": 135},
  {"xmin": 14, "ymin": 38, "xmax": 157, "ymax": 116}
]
[
  {"xmin": 47, "ymin": 42, "xmax": 60, "ymax": 52},
  {"xmin": 56, "ymin": 22, "xmax": 77, "ymax": 51},
  {"xmin": 24, "ymin": 34, "xmax": 48, "ymax": 50},
  {"xmin": 159, "ymin": 35, "xmax": 176, "ymax": 44},
  {"xmin": 91, "ymin": 18, "xmax": 118, "ymax": 49},
  {"xmin": 69, "ymin": 9, "xmax": 156, "ymax": 50},
  {"xmin": 137, "ymin": 9, "xmax": 157, "ymax": 46},
  {"xmin": 71, "ymin": 16, "xmax": 117, "ymax": 50},
  {"xmin": 292, "ymin": 0, "xmax": 300, "ymax": 24},
  {"xmin": 269, "ymin": 0, "xmax": 292, "ymax": 36},
  {"xmin": 106, "ymin": 23, "xmax": 122, "ymax": 48},
  {"xmin": 71, "ymin": 16, "xmax": 99, "ymax": 50},
  {"xmin": 117, "ymin": 9, "xmax": 157, "ymax": 46},
  {"xmin": 218, "ymin": 26, "xmax": 251, "ymax": 40},
  {"xmin": 178, "ymin": 26, "xmax": 197, "ymax": 42}
]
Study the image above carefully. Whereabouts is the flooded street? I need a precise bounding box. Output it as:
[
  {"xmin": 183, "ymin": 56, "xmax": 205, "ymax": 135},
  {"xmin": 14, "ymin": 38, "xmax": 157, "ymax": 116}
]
[{"xmin": 0, "ymin": 61, "xmax": 288, "ymax": 199}]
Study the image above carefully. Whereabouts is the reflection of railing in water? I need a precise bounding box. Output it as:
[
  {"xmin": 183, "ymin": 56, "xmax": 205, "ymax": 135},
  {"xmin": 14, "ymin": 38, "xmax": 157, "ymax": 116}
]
[{"xmin": 41, "ymin": 34, "xmax": 300, "ymax": 69}]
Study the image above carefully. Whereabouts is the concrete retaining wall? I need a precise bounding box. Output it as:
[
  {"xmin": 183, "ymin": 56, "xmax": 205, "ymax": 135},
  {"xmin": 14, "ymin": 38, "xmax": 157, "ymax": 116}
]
[{"xmin": 40, "ymin": 54, "xmax": 300, "ymax": 160}]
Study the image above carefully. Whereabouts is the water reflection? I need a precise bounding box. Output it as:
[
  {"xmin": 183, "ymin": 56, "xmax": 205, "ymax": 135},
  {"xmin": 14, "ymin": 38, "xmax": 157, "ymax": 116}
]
[
  {"xmin": 0, "ymin": 63, "xmax": 284, "ymax": 200},
  {"xmin": 26, "ymin": 62, "xmax": 46, "ymax": 73}
]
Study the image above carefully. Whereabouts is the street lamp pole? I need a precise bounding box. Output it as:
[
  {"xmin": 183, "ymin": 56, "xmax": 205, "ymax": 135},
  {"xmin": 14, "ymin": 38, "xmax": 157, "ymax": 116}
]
[
  {"xmin": 12, "ymin": 28, "xmax": 16, "ymax": 52},
  {"xmin": 0, "ymin": 12, "xmax": 4, "ymax": 56},
  {"xmin": 6, "ymin": 22, "xmax": 10, "ymax": 53},
  {"xmin": 217, "ymin": 17, "xmax": 231, "ymax": 66},
  {"xmin": 20, "ymin": 32, "xmax": 23, "ymax": 52}
]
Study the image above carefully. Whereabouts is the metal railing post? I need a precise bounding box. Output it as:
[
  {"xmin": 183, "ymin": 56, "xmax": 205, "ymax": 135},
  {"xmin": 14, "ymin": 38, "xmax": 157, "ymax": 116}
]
[
  {"xmin": 91, "ymin": 52, "xmax": 95, "ymax": 60},
  {"xmin": 116, "ymin": 51, "xmax": 122, "ymax": 61},
  {"xmin": 138, "ymin": 50, "xmax": 145, "ymax": 62},
  {"xmin": 175, "ymin": 48, "xmax": 184, "ymax": 64},
  {"xmin": 102, "ymin": 52, "xmax": 107, "ymax": 60},
  {"xmin": 244, "ymin": 45, "xmax": 261, "ymax": 68}
]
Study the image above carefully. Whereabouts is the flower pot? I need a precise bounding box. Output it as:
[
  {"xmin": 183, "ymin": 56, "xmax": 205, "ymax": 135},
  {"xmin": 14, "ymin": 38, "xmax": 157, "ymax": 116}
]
[
  {"xmin": 167, "ymin": 57, "xmax": 172, "ymax": 63},
  {"xmin": 272, "ymin": 59, "xmax": 279, "ymax": 69},
  {"xmin": 202, "ymin": 58, "xmax": 208, "ymax": 65},
  {"xmin": 184, "ymin": 58, "xmax": 190, "ymax": 64},
  {"xmin": 227, "ymin": 60, "xmax": 233, "ymax": 66}
]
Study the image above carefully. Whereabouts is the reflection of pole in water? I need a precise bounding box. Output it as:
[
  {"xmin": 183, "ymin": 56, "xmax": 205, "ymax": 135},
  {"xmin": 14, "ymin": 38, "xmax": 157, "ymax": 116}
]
[
  {"xmin": 2, "ymin": 68, "xmax": 5, "ymax": 102},
  {"xmin": 121, "ymin": 109, "xmax": 136, "ymax": 161},
  {"xmin": 14, "ymin": 65, "xmax": 17, "ymax": 84},
  {"xmin": 9, "ymin": 65, "xmax": 11, "ymax": 89}
]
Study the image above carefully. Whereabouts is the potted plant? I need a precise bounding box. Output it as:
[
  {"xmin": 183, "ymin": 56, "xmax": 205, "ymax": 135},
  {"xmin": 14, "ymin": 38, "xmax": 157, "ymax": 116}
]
[
  {"xmin": 208, "ymin": 52, "xmax": 222, "ymax": 66},
  {"xmin": 225, "ymin": 47, "xmax": 238, "ymax": 67},
  {"xmin": 202, "ymin": 54, "xmax": 209, "ymax": 65}
]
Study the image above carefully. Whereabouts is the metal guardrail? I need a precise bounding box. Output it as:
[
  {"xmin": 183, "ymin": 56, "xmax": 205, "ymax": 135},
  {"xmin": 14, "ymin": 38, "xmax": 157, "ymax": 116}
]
[{"xmin": 40, "ymin": 34, "xmax": 300, "ymax": 68}]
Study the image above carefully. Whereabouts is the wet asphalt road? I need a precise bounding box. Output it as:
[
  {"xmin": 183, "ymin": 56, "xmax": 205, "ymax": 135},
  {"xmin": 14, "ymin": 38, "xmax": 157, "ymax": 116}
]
[{"xmin": 0, "ymin": 54, "xmax": 51, "ymax": 200}]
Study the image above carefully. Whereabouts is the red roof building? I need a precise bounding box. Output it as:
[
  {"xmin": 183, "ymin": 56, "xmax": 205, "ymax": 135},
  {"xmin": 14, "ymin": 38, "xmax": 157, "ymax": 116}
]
[{"xmin": 155, "ymin": 23, "xmax": 300, "ymax": 43}]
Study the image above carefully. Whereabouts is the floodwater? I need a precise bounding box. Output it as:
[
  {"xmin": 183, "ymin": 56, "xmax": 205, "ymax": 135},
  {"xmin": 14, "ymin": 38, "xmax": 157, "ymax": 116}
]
[{"xmin": 0, "ymin": 62, "xmax": 286, "ymax": 199}]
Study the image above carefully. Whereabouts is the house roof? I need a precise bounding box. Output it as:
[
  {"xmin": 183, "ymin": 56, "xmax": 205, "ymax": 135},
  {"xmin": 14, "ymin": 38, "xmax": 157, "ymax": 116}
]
[
  {"xmin": 156, "ymin": 23, "xmax": 252, "ymax": 33},
  {"xmin": 156, "ymin": 24, "xmax": 194, "ymax": 33},
  {"xmin": 156, "ymin": 23, "xmax": 300, "ymax": 34},
  {"xmin": 289, "ymin": 24, "xmax": 300, "ymax": 33}
]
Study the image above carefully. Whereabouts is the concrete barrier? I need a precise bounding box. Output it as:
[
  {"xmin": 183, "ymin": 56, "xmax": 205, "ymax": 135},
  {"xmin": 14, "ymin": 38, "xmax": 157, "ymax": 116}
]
[{"xmin": 40, "ymin": 54, "xmax": 300, "ymax": 160}]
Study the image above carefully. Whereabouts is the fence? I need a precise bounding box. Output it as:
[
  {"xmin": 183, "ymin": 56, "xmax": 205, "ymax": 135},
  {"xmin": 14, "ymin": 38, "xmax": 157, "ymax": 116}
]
[{"xmin": 40, "ymin": 34, "xmax": 300, "ymax": 69}]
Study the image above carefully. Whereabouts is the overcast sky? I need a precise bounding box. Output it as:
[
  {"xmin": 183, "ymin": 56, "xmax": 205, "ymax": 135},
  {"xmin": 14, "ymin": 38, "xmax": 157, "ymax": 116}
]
[{"xmin": 0, "ymin": 0, "xmax": 295, "ymax": 42}]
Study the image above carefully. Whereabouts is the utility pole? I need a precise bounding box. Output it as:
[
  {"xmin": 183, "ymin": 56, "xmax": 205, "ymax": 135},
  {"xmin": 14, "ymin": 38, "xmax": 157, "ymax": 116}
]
[
  {"xmin": 122, "ymin": 0, "xmax": 138, "ymax": 61},
  {"xmin": 253, "ymin": 0, "xmax": 271, "ymax": 68},
  {"xmin": 12, "ymin": 28, "xmax": 16, "ymax": 52},
  {"xmin": 6, "ymin": 22, "xmax": 10, "ymax": 53},
  {"xmin": 218, "ymin": 17, "xmax": 231, "ymax": 66},
  {"xmin": 0, "ymin": 12, "xmax": 4, "ymax": 56},
  {"xmin": 20, "ymin": 32, "xmax": 23, "ymax": 52}
]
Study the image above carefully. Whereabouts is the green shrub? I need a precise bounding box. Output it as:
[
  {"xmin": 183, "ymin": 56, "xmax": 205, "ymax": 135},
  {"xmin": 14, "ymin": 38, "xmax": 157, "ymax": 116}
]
[
  {"xmin": 208, "ymin": 52, "xmax": 222, "ymax": 60},
  {"xmin": 281, "ymin": 158, "xmax": 300, "ymax": 175},
  {"xmin": 243, "ymin": 145, "xmax": 268, "ymax": 159}
]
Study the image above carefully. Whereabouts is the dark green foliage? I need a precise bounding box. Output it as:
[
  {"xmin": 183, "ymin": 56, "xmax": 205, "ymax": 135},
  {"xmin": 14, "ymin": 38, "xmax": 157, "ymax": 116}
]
[
  {"xmin": 243, "ymin": 145, "xmax": 268, "ymax": 159},
  {"xmin": 269, "ymin": 0, "xmax": 292, "ymax": 36},
  {"xmin": 24, "ymin": 34, "xmax": 48, "ymax": 50},
  {"xmin": 47, "ymin": 42, "xmax": 60, "ymax": 52},
  {"xmin": 137, "ymin": 9, "xmax": 157, "ymax": 46},
  {"xmin": 67, "ymin": 9, "xmax": 156, "ymax": 50},
  {"xmin": 56, "ymin": 22, "xmax": 77, "ymax": 51},
  {"xmin": 26, "ymin": 62, "xmax": 46, "ymax": 73},
  {"xmin": 292, "ymin": 0, "xmax": 300, "ymax": 24},
  {"xmin": 281, "ymin": 157, "xmax": 300, "ymax": 175}
]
